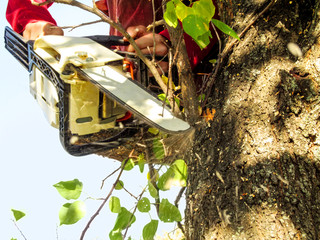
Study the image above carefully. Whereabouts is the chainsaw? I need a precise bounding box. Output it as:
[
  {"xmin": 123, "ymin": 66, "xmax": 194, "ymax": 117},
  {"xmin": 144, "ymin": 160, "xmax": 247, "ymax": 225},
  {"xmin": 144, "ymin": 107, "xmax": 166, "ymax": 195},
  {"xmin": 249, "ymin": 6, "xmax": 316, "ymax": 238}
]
[{"xmin": 4, "ymin": 26, "xmax": 190, "ymax": 156}]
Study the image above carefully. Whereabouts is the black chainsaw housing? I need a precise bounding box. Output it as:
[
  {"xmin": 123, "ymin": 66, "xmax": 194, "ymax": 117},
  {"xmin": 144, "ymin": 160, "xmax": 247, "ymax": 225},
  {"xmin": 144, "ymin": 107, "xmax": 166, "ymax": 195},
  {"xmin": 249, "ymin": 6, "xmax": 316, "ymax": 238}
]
[{"xmin": 4, "ymin": 26, "xmax": 151, "ymax": 156}]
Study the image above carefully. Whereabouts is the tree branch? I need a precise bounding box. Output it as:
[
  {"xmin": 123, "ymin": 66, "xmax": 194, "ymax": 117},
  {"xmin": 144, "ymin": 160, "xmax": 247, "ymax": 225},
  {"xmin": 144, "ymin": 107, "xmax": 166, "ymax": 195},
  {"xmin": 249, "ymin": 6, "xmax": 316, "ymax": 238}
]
[
  {"xmin": 80, "ymin": 159, "xmax": 129, "ymax": 240},
  {"xmin": 174, "ymin": 187, "xmax": 186, "ymax": 235},
  {"xmin": 60, "ymin": 19, "xmax": 104, "ymax": 31},
  {"xmin": 123, "ymin": 187, "xmax": 147, "ymax": 239},
  {"xmin": 164, "ymin": 22, "xmax": 199, "ymax": 124},
  {"xmin": 100, "ymin": 166, "xmax": 121, "ymax": 189}
]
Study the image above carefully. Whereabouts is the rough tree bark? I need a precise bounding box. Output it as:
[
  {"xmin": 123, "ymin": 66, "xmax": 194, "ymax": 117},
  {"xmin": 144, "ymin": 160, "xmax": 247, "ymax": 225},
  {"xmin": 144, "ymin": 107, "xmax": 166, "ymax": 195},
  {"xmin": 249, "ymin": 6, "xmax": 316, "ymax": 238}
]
[{"xmin": 184, "ymin": 0, "xmax": 320, "ymax": 239}]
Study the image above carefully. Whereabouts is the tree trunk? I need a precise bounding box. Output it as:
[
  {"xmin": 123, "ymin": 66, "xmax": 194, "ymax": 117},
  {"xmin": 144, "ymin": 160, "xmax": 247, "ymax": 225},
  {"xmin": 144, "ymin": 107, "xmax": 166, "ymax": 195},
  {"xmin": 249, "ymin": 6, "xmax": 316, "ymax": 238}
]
[{"xmin": 185, "ymin": 0, "xmax": 320, "ymax": 239}]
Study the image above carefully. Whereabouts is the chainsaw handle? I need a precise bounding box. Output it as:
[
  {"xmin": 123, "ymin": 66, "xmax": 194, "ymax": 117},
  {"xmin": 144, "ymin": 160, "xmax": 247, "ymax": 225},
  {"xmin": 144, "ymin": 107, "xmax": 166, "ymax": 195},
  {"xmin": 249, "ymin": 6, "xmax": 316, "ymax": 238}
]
[
  {"xmin": 84, "ymin": 35, "xmax": 129, "ymax": 47},
  {"xmin": 86, "ymin": 35, "xmax": 167, "ymax": 61}
]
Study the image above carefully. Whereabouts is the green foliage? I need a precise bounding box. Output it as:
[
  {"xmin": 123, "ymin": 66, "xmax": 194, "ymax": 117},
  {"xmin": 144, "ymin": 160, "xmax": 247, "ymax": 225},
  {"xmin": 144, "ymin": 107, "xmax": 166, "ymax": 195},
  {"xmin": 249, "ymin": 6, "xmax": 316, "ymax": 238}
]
[
  {"xmin": 158, "ymin": 93, "xmax": 181, "ymax": 107},
  {"xmin": 137, "ymin": 197, "xmax": 151, "ymax": 213},
  {"xmin": 148, "ymin": 180, "xmax": 159, "ymax": 199},
  {"xmin": 109, "ymin": 196, "xmax": 121, "ymax": 213},
  {"xmin": 163, "ymin": 1, "xmax": 178, "ymax": 28},
  {"xmin": 137, "ymin": 154, "xmax": 145, "ymax": 173},
  {"xmin": 164, "ymin": 0, "xmax": 240, "ymax": 48},
  {"xmin": 122, "ymin": 158, "xmax": 135, "ymax": 171},
  {"xmin": 115, "ymin": 180, "xmax": 124, "ymax": 190},
  {"xmin": 53, "ymin": 179, "xmax": 83, "ymax": 200},
  {"xmin": 18, "ymin": 157, "xmax": 186, "ymax": 238},
  {"xmin": 11, "ymin": 209, "xmax": 26, "ymax": 222},
  {"xmin": 211, "ymin": 19, "xmax": 240, "ymax": 40},
  {"xmin": 159, "ymin": 198, "xmax": 182, "ymax": 222},
  {"xmin": 143, "ymin": 220, "xmax": 159, "ymax": 240},
  {"xmin": 164, "ymin": 0, "xmax": 215, "ymax": 48},
  {"xmin": 153, "ymin": 139, "xmax": 165, "ymax": 160},
  {"xmin": 59, "ymin": 201, "xmax": 86, "ymax": 225},
  {"xmin": 109, "ymin": 207, "xmax": 136, "ymax": 240},
  {"xmin": 53, "ymin": 179, "xmax": 86, "ymax": 226},
  {"xmin": 158, "ymin": 159, "xmax": 187, "ymax": 190}
]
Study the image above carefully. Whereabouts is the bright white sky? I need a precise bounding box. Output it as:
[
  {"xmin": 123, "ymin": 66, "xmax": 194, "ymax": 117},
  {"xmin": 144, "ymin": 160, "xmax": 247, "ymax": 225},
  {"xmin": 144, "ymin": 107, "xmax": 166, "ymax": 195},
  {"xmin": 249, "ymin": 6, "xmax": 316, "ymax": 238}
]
[{"xmin": 0, "ymin": 2, "xmax": 184, "ymax": 239}]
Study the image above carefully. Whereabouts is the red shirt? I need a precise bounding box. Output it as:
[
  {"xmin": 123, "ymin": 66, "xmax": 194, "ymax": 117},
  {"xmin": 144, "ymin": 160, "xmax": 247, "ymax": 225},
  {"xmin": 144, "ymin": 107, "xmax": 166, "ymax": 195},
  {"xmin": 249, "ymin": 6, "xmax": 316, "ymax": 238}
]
[{"xmin": 6, "ymin": 0, "xmax": 217, "ymax": 69}]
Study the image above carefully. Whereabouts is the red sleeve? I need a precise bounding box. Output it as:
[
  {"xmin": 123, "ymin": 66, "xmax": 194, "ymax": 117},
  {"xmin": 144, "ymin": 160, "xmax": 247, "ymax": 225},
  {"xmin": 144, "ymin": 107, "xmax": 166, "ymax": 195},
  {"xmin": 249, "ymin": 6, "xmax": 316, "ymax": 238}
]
[
  {"xmin": 6, "ymin": 0, "xmax": 57, "ymax": 34},
  {"xmin": 159, "ymin": 0, "xmax": 218, "ymax": 70}
]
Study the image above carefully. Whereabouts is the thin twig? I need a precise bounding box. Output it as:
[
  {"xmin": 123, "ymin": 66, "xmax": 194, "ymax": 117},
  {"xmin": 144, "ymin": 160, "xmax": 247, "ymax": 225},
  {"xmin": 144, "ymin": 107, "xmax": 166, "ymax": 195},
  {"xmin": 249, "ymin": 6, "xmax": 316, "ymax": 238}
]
[
  {"xmin": 12, "ymin": 219, "xmax": 28, "ymax": 240},
  {"xmin": 167, "ymin": 48, "xmax": 177, "ymax": 113},
  {"xmin": 144, "ymin": 139, "xmax": 161, "ymax": 214},
  {"xmin": 100, "ymin": 166, "xmax": 121, "ymax": 189},
  {"xmin": 174, "ymin": 187, "xmax": 186, "ymax": 235},
  {"xmin": 122, "ymin": 184, "xmax": 139, "ymax": 200},
  {"xmin": 56, "ymin": 224, "xmax": 59, "ymax": 240},
  {"xmin": 31, "ymin": 0, "xmax": 53, "ymax": 6},
  {"xmin": 202, "ymin": 23, "xmax": 222, "ymax": 108},
  {"xmin": 61, "ymin": 20, "xmax": 104, "ymax": 31},
  {"xmin": 80, "ymin": 159, "xmax": 129, "ymax": 240},
  {"xmin": 146, "ymin": 20, "xmax": 165, "ymax": 31},
  {"xmin": 123, "ymin": 187, "xmax": 147, "ymax": 239},
  {"xmin": 152, "ymin": 0, "xmax": 156, "ymax": 61}
]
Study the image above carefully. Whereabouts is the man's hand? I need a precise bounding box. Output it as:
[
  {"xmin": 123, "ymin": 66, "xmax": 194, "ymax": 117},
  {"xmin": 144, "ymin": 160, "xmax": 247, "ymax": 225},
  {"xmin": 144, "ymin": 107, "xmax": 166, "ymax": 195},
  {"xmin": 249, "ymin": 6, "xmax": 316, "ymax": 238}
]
[
  {"xmin": 125, "ymin": 25, "xmax": 169, "ymax": 73},
  {"xmin": 23, "ymin": 21, "xmax": 64, "ymax": 40},
  {"xmin": 126, "ymin": 25, "xmax": 168, "ymax": 56}
]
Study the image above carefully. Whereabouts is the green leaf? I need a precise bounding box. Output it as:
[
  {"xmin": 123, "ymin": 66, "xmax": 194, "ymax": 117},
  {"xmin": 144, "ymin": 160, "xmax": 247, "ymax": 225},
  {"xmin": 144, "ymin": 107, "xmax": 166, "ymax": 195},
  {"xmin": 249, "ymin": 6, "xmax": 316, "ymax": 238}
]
[
  {"xmin": 53, "ymin": 179, "xmax": 83, "ymax": 200},
  {"xmin": 164, "ymin": 1, "xmax": 178, "ymax": 28},
  {"xmin": 171, "ymin": 159, "xmax": 188, "ymax": 185},
  {"xmin": 11, "ymin": 209, "xmax": 26, "ymax": 222},
  {"xmin": 182, "ymin": 15, "xmax": 210, "ymax": 45},
  {"xmin": 192, "ymin": 0, "xmax": 215, "ymax": 22},
  {"xmin": 109, "ymin": 207, "xmax": 136, "ymax": 239},
  {"xmin": 175, "ymin": 1, "xmax": 193, "ymax": 21},
  {"xmin": 158, "ymin": 93, "xmax": 170, "ymax": 106},
  {"xmin": 148, "ymin": 128, "xmax": 160, "ymax": 135},
  {"xmin": 158, "ymin": 93, "xmax": 180, "ymax": 107},
  {"xmin": 157, "ymin": 168, "xmax": 175, "ymax": 191},
  {"xmin": 153, "ymin": 139, "xmax": 165, "ymax": 160},
  {"xmin": 59, "ymin": 201, "xmax": 86, "ymax": 225},
  {"xmin": 211, "ymin": 19, "xmax": 240, "ymax": 40},
  {"xmin": 195, "ymin": 31, "xmax": 212, "ymax": 49},
  {"xmin": 115, "ymin": 180, "xmax": 124, "ymax": 190},
  {"xmin": 159, "ymin": 199, "xmax": 182, "ymax": 222},
  {"xmin": 109, "ymin": 196, "xmax": 121, "ymax": 213},
  {"xmin": 137, "ymin": 197, "xmax": 151, "ymax": 213},
  {"xmin": 198, "ymin": 93, "xmax": 206, "ymax": 102},
  {"xmin": 122, "ymin": 159, "xmax": 135, "ymax": 171},
  {"xmin": 157, "ymin": 159, "xmax": 187, "ymax": 190},
  {"xmin": 143, "ymin": 220, "xmax": 159, "ymax": 240},
  {"xmin": 109, "ymin": 230, "xmax": 122, "ymax": 240},
  {"xmin": 138, "ymin": 154, "xmax": 145, "ymax": 173},
  {"xmin": 148, "ymin": 180, "xmax": 158, "ymax": 199},
  {"xmin": 11, "ymin": 238, "xmax": 17, "ymax": 240}
]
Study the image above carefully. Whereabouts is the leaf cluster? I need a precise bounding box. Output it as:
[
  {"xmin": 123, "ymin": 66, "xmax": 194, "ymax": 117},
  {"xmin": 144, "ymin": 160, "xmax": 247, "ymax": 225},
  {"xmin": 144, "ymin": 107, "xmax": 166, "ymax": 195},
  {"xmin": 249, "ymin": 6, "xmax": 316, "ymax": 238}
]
[
  {"xmin": 108, "ymin": 151, "xmax": 187, "ymax": 240},
  {"xmin": 53, "ymin": 179, "xmax": 86, "ymax": 225},
  {"xmin": 164, "ymin": 0, "xmax": 239, "ymax": 49}
]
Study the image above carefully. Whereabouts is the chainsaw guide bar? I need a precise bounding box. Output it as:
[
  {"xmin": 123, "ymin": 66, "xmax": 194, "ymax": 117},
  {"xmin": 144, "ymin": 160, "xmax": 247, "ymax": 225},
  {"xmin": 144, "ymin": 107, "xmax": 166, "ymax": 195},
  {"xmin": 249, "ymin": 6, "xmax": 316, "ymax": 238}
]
[{"xmin": 4, "ymin": 27, "xmax": 190, "ymax": 156}]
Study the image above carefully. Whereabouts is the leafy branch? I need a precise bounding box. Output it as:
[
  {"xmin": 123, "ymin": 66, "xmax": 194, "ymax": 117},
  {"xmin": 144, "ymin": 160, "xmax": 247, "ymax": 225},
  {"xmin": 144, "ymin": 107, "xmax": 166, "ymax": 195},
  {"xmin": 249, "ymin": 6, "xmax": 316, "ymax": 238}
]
[{"xmin": 80, "ymin": 159, "xmax": 129, "ymax": 239}]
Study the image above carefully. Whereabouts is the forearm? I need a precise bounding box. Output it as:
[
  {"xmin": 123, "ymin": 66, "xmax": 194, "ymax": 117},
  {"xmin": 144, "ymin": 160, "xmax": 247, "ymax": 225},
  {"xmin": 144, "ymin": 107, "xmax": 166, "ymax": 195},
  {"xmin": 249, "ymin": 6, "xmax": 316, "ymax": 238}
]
[{"xmin": 6, "ymin": 0, "xmax": 56, "ymax": 34}]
